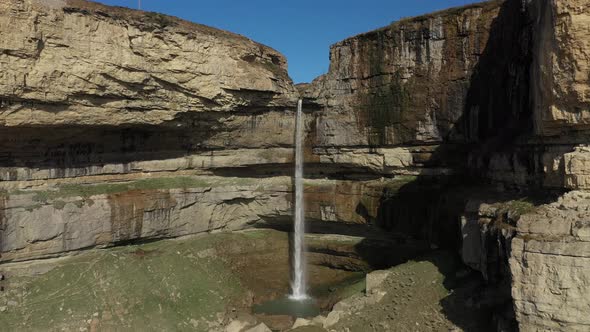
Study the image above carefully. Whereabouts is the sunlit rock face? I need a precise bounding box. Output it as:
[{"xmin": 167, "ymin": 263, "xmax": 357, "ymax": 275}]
[
  {"xmin": 0, "ymin": 0, "xmax": 296, "ymax": 126},
  {"xmin": 531, "ymin": 0, "xmax": 590, "ymax": 136},
  {"xmin": 1, "ymin": 0, "xmax": 590, "ymax": 330},
  {"xmin": 0, "ymin": 0, "xmax": 299, "ymax": 182},
  {"xmin": 510, "ymin": 191, "xmax": 590, "ymax": 331}
]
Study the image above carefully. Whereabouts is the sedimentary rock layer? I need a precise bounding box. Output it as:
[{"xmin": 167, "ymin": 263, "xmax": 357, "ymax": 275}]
[
  {"xmin": 1, "ymin": 1, "xmax": 590, "ymax": 330},
  {"xmin": 303, "ymin": 0, "xmax": 590, "ymax": 190},
  {"xmin": 510, "ymin": 192, "xmax": 590, "ymax": 331},
  {"xmin": 0, "ymin": 175, "xmax": 423, "ymax": 263},
  {"xmin": 0, "ymin": 0, "xmax": 296, "ymax": 126},
  {"xmin": 0, "ymin": 0, "xmax": 298, "ymax": 181}
]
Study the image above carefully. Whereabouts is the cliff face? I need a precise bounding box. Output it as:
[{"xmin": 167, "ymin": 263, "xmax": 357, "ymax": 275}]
[
  {"xmin": 306, "ymin": 1, "xmax": 511, "ymax": 146},
  {"xmin": 0, "ymin": 0, "xmax": 295, "ymax": 127},
  {"xmin": 532, "ymin": 0, "xmax": 590, "ymax": 136},
  {"xmin": 0, "ymin": 0, "xmax": 299, "ymax": 182},
  {"xmin": 1, "ymin": 0, "xmax": 590, "ymax": 330},
  {"xmin": 303, "ymin": 0, "xmax": 527, "ymax": 173},
  {"xmin": 302, "ymin": 0, "xmax": 590, "ymax": 330},
  {"xmin": 304, "ymin": 0, "xmax": 590, "ymax": 190}
]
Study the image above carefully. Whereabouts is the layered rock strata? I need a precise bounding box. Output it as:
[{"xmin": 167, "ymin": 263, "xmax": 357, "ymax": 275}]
[
  {"xmin": 301, "ymin": 0, "xmax": 590, "ymax": 330},
  {"xmin": 1, "ymin": 0, "xmax": 590, "ymax": 330},
  {"xmin": 0, "ymin": 175, "xmax": 423, "ymax": 263},
  {"xmin": 510, "ymin": 191, "xmax": 590, "ymax": 331},
  {"xmin": 0, "ymin": 0, "xmax": 298, "ymax": 181}
]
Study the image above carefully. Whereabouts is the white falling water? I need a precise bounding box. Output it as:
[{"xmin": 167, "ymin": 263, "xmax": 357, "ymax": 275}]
[{"xmin": 290, "ymin": 99, "xmax": 307, "ymax": 300}]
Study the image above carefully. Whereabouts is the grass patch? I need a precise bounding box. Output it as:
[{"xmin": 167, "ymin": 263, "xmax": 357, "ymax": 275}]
[
  {"xmin": 494, "ymin": 198, "xmax": 536, "ymax": 223},
  {"xmin": 22, "ymin": 177, "xmax": 214, "ymax": 202},
  {"xmin": 240, "ymin": 229, "xmax": 271, "ymax": 239},
  {"xmin": 143, "ymin": 12, "xmax": 177, "ymax": 28},
  {"xmin": 505, "ymin": 199, "xmax": 536, "ymax": 217},
  {"xmin": 52, "ymin": 200, "xmax": 66, "ymax": 210},
  {"xmin": 0, "ymin": 233, "xmax": 244, "ymax": 331}
]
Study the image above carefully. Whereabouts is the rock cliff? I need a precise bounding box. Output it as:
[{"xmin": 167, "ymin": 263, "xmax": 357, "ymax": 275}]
[
  {"xmin": 1, "ymin": 0, "xmax": 590, "ymax": 331},
  {"xmin": 0, "ymin": 0, "xmax": 299, "ymax": 182},
  {"xmin": 304, "ymin": 0, "xmax": 590, "ymax": 329}
]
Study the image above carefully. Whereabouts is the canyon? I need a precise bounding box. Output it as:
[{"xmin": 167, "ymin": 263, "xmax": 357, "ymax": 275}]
[{"xmin": 0, "ymin": 0, "xmax": 589, "ymax": 331}]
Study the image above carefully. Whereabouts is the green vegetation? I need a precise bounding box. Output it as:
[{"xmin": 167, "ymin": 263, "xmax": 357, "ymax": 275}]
[
  {"xmin": 51, "ymin": 200, "xmax": 67, "ymax": 210},
  {"xmin": 505, "ymin": 199, "xmax": 536, "ymax": 217},
  {"xmin": 12, "ymin": 177, "xmax": 264, "ymax": 204},
  {"xmin": 144, "ymin": 12, "xmax": 177, "ymax": 28},
  {"xmin": 331, "ymin": 251, "xmax": 494, "ymax": 331},
  {"xmin": 0, "ymin": 233, "xmax": 244, "ymax": 332},
  {"xmin": 494, "ymin": 198, "xmax": 537, "ymax": 225},
  {"xmin": 312, "ymin": 272, "xmax": 366, "ymax": 302},
  {"xmin": 258, "ymin": 59, "xmax": 287, "ymax": 79},
  {"xmin": 240, "ymin": 229, "xmax": 271, "ymax": 240},
  {"xmin": 41, "ymin": 177, "xmax": 209, "ymax": 200},
  {"xmin": 4, "ymin": 176, "xmax": 266, "ymax": 212},
  {"xmin": 0, "ymin": 229, "xmax": 369, "ymax": 331}
]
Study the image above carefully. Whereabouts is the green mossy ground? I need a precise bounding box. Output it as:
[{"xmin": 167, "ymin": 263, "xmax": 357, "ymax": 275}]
[
  {"xmin": 0, "ymin": 230, "xmax": 367, "ymax": 332},
  {"xmin": 0, "ymin": 233, "xmax": 243, "ymax": 332},
  {"xmin": 331, "ymin": 251, "xmax": 494, "ymax": 332}
]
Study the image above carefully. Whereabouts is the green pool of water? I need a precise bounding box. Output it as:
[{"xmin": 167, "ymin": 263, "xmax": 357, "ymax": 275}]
[{"xmin": 253, "ymin": 297, "xmax": 320, "ymax": 318}]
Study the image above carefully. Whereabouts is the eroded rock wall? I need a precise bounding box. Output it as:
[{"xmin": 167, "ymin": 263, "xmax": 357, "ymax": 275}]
[
  {"xmin": 0, "ymin": 175, "xmax": 420, "ymax": 263},
  {"xmin": 510, "ymin": 192, "xmax": 590, "ymax": 331},
  {"xmin": 303, "ymin": 0, "xmax": 530, "ymax": 178},
  {"xmin": 0, "ymin": 0, "xmax": 299, "ymax": 182},
  {"xmin": 532, "ymin": 0, "xmax": 590, "ymax": 136},
  {"xmin": 302, "ymin": 0, "xmax": 590, "ymax": 330},
  {"xmin": 1, "ymin": 0, "xmax": 590, "ymax": 330},
  {"xmin": 304, "ymin": 0, "xmax": 590, "ymax": 190}
]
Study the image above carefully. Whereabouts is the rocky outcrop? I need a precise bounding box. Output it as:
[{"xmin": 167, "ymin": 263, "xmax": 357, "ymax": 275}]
[
  {"xmin": 510, "ymin": 191, "xmax": 590, "ymax": 331},
  {"xmin": 0, "ymin": 176, "xmax": 288, "ymax": 262},
  {"xmin": 306, "ymin": 1, "xmax": 507, "ymax": 147},
  {"xmin": 0, "ymin": 0, "xmax": 295, "ymax": 125},
  {"xmin": 303, "ymin": 0, "xmax": 528, "ymax": 178},
  {"xmin": 303, "ymin": 0, "xmax": 590, "ymax": 191}
]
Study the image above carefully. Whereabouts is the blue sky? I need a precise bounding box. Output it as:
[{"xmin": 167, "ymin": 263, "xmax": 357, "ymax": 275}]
[{"xmin": 95, "ymin": 0, "xmax": 486, "ymax": 83}]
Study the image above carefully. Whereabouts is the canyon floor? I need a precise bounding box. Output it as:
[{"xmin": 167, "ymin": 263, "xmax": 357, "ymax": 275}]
[{"xmin": 0, "ymin": 229, "xmax": 495, "ymax": 331}]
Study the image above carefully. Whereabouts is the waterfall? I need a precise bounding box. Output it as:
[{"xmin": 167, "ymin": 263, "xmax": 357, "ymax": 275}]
[{"xmin": 290, "ymin": 99, "xmax": 307, "ymax": 300}]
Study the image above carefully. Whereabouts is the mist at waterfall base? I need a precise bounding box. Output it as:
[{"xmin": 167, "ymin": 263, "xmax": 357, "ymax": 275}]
[{"xmin": 252, "ymin": 100, "xmax": 320, "ymax": 318}]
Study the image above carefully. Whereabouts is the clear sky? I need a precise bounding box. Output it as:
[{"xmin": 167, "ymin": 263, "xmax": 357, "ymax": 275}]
[{"xmin": 94, "ymin": 0, "xmax": 486, "ymax": 83}]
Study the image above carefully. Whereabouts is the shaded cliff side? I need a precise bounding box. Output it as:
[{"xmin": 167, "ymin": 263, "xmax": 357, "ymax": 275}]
[
  {"xmin": 303, "ymin": 0, "xmax": 590, "ymax": 190},
  {"xmin": 301, "ymin": 0, "xmax": 590, "ymax": 330}
]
